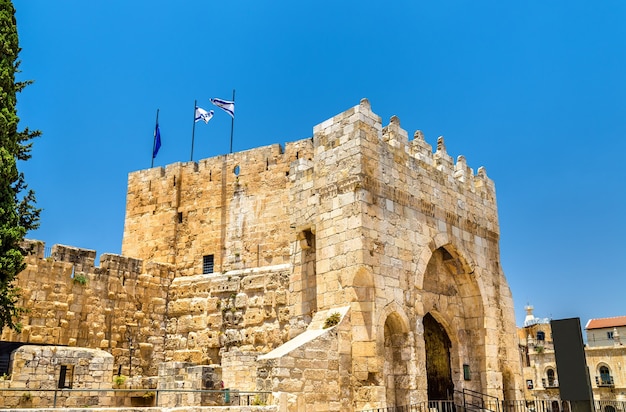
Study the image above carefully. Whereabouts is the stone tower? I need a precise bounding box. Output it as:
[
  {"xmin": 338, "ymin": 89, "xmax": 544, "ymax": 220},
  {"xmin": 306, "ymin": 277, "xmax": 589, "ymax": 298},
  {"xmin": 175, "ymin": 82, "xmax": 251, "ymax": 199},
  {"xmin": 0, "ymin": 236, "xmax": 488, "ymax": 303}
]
[{"xmin": 121, "ymin": 99, "xmax": 523, "ymax": 411}]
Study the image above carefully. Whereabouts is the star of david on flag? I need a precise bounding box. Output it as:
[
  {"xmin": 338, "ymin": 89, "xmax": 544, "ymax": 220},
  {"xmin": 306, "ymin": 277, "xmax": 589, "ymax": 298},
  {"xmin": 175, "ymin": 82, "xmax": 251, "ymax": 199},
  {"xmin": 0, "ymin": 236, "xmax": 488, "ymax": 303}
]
[{"xmin": 195, "ymin": 106, "xmax": 214, "ymax": 124}]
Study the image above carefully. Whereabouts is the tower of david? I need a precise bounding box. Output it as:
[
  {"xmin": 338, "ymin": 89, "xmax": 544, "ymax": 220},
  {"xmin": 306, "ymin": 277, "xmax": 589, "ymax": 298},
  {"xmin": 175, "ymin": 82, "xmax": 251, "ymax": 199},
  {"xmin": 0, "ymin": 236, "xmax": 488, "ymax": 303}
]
[{"xmin": 1, "ymin": 99, "xmax": 523, "ymax": 411}]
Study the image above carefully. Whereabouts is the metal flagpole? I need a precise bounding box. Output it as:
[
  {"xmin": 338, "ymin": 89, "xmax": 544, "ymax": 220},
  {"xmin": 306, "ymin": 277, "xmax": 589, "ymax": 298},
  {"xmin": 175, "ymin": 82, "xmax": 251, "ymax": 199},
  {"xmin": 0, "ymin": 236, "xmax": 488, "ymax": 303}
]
[
  {"xmin": 190, "ymin": 99, "xmax": 197, "ymax": 161},
  {"xmin": 229, "ymin": 89, "xmax": 235, "ymax": 154},
  {"xmin": 151, "ymin": 109, "xmax": 159, "ymax": 168}
]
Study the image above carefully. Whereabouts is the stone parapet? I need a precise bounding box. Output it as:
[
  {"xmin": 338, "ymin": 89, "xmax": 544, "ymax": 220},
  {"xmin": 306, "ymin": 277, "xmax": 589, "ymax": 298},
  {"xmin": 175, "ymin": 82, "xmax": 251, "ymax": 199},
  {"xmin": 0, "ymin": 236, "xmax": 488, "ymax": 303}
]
[{"xmin": 4, "ymin": 241, "xmax": 175, "ymax": 379}]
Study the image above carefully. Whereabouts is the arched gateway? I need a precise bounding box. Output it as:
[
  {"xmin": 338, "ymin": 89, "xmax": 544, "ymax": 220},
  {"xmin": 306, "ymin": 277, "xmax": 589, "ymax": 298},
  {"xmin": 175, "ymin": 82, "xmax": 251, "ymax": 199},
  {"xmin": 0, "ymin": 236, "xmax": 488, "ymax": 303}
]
[{"xmin": 419, "ymin": 244, "xmax": 487, "ymax": 400}]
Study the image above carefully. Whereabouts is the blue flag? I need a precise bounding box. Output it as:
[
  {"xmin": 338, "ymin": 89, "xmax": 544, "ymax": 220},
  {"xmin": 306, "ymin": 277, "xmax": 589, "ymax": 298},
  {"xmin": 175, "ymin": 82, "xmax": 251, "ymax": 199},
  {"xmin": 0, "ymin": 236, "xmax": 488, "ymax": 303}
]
[{"xmin": 153, "ymin": 123, "xmax": 161, "ymax": 158}]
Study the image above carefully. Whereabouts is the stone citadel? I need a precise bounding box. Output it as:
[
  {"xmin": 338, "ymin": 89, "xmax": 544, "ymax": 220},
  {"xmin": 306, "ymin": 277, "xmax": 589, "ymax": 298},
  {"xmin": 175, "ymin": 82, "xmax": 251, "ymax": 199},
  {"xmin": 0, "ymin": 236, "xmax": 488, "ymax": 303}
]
[{"xmin": 0, "ymin": 99, "xmax": 523, "ymax": 411}]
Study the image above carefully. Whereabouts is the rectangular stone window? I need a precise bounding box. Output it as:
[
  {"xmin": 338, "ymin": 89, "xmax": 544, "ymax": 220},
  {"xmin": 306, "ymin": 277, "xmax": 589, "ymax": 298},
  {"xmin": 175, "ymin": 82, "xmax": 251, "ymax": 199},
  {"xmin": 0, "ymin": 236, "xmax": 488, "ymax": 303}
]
[
  {"xmin": 58, "ymin": 364, "xmax": 74, "ymax": 389},
  {"xmin": 203, "ymin": 255, "xmax": 214, "ymax": 274}
]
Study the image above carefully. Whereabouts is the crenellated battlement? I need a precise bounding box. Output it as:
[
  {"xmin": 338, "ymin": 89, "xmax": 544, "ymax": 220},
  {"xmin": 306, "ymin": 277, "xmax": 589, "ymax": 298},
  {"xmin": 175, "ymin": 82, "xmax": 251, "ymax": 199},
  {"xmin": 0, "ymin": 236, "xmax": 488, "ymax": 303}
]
[
  {"xmin": 7, "ymin": 239, "xmax": 175, "ymax": 377},
  {"xmin": 308, "ymin": 98, "xmax": 500, "ymax": 244},
  {"xmin": 318, "ymin": 98, "xmax": 496, "ymax": 205},
  {"xmin": 21, "ymin": 239, "xmax": 169, "ymax": 279},
  {"xmin": 127, "ymin": 139, "xmax": 314, "ymax": 187}
]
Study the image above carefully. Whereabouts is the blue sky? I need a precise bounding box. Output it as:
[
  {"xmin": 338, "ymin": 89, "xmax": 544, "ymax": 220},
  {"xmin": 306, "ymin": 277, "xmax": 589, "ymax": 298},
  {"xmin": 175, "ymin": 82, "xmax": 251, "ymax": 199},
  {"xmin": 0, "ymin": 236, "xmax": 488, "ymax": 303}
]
[{"xmin": 13, "ymin": 1, "xmax": 626, "ymax": 327}]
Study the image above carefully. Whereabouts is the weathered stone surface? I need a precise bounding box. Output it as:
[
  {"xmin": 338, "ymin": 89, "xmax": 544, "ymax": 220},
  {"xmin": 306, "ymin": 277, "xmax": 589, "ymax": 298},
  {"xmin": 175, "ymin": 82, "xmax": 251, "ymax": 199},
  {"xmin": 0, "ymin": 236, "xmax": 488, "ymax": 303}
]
[{"xmin": 1, "ymin": 100, "xmax": 523, "ymax": 411}]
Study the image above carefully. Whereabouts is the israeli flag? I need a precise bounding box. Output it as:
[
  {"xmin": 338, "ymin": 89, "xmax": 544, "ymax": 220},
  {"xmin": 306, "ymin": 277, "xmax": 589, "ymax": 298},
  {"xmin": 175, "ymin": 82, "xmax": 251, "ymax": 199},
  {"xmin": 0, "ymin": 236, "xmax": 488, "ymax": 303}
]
[
  {"xmin": 195, "ymin": 107, "xmax": 214, "ymax": 124},
  {"xmin": 210, "ymin": 98, "xmax": 235, "ymax": 118}
]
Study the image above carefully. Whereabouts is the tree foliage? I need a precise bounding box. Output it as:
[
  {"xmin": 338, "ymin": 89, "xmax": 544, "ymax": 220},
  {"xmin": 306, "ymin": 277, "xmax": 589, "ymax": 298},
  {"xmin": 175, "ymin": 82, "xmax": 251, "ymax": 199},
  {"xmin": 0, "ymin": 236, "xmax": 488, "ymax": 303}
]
[{"xmin": 0, "ymin": 0, "xmax": 41, "ymax": 331}]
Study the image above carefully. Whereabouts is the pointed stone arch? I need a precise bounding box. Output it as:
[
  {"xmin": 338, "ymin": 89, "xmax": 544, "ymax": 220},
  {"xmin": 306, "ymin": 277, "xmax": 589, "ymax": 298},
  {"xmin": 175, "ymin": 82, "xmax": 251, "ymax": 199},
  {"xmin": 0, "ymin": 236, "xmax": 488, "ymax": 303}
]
[
  {"xmin": 376, "ymin": 302, "xmax": 411, "ymax": 350},
  {"xmin": 417, "ymin": 234, "xmax": 487, "ymax": 397},
  {"xmin": 422, "ymin": 310, "xmax": 455, "ymax": 345},
  {"xmin": 415, "ymin": 232, "xmax": 478, "ymax": 291}
]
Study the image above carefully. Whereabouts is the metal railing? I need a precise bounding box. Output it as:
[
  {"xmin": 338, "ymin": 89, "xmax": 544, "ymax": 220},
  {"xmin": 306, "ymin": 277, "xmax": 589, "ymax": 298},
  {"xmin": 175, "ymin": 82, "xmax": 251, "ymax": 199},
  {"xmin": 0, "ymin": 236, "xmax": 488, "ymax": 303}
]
[
  {"xmin": 361, "ymin": 400, "xmax": 455, "ymax": 412},
  {"xmin": 456, "ymin": 388, "xmax": 500, "ymax": 412},
  {"xmin": 361, "ymin": 400, "xmax": 626, "ymax": 412},
  {"xmin": 0, "ymin": 387, "xmax": 272, "ymax": 409}
]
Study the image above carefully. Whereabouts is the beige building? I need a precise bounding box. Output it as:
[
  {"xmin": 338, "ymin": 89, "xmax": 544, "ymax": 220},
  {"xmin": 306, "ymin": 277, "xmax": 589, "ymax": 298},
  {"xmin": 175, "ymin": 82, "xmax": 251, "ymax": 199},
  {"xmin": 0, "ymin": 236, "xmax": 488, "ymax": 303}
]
[
  {"xmin": 519, "ymin": 308, "xmax": 626, "ymax": 402},
  {"xmin": 2, "ymin": 99, "xmax": 523, "ymax": 411},
  {"xmin": 585, "ymin": 317, "xmax": 626, "ymax": 401}
]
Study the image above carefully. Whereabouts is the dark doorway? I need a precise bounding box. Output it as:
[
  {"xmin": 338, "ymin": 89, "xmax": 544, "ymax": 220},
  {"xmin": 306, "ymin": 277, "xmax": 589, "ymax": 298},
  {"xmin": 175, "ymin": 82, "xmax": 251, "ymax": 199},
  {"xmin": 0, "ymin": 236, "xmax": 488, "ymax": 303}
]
[{"xmin": 424, "ymin": 313, "xmax": 454, "ymax": 400}]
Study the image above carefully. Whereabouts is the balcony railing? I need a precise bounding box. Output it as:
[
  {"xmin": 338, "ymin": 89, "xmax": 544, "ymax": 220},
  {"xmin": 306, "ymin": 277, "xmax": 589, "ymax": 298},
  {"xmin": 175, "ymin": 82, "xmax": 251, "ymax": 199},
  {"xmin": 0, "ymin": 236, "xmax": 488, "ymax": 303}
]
[{"xmin": 596, "ymin": 375, "xmax": 615, "ymax": 387}]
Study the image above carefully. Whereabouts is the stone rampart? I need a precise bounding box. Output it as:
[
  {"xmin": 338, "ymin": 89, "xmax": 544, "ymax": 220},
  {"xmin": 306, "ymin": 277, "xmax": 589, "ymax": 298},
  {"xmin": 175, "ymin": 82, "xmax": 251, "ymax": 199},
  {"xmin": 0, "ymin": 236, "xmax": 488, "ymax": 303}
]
[{"xmin": 1, "ymin": 240, "xmax": 175, "ymax": 378}]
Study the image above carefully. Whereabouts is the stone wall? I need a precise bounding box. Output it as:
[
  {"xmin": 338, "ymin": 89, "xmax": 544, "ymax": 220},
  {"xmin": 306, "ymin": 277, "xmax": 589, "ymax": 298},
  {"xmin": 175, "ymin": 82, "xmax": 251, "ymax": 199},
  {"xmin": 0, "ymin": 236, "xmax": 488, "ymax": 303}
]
[
  {"xmin": 165, "ymin": 265, "xmax": 293, "ymax": 367},
  {"xmin": 122, "ymin": 139, "xmax": 314, "ymax": 277},
  {"xmin": 1, "ymin": 241, "xmax": 175, "ymax": 378},
  {"xmin": 257, "ymin": 307, "xmax": 353, "ymax": 412},
  {"xmin": 0, "ymin": 345, "xmax": 113, "ymax": 408}
]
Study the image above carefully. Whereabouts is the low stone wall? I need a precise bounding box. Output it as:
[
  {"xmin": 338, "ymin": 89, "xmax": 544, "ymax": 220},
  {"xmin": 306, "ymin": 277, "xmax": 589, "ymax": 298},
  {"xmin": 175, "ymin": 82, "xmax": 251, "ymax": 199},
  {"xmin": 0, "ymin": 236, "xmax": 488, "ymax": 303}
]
[
  {"xmin": 0, "ymin": 387, "xmax": 276, "ymax": 410},
  {"xmin": 256, "ymin": 307, "xmax": 352, "ymax": 412},
  {"xmin": 10, "ymin": 345, "xmax": 114, "ymax": 389},
  {"xmin": 0, "ymin": 345, "xmax": 115, "ymax": 409}
]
